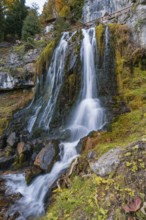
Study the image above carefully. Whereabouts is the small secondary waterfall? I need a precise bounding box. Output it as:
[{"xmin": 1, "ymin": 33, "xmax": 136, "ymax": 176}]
[
  {"xmin": 27, "ymin": 32, "xmax": 70, "ymax": 133},
  {"xmin": 4, "ymin": 27, "xmax": 106, "ymax": 219}
]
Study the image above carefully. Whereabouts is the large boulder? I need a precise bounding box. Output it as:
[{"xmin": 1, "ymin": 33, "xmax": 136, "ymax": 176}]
[
  {"xmin": 89, "ymin": 147, "xmax": 122, "ymax": 177},
  {"xmin": 7, "ymin": 132, "xmax": 17, "ymax": 147},
  {"xmin": 34, "ymin": 141, "xmax": 58, "ymax": 171}
]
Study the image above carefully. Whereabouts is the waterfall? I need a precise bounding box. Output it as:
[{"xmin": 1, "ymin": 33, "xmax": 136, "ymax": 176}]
[
  {"xmin": 68, "ymin": 28, "xmax": 105, "ymax": 141},
  {"xmin": 27, "ymin": 32, "xmax": 70, "ymax": 133},
  {"xmin": 3, "ymin": 27, "xmax": 106, "ymax": 219}
]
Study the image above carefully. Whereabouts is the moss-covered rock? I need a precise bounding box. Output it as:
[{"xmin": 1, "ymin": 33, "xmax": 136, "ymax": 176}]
[
  {"xmin": 96, "ymin": 24, "xmax": 105, "ymax": 59},
  {"xmin": 36, "ymin": 40, "xmax": 57, "ymax": 75}
]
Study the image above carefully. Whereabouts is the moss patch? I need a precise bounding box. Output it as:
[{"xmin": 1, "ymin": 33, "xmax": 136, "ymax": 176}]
[
  {"xmin": 36, "ymin": 40, "xmax": 57, "ymax": 75},
  {"xmin": 96, "ymin": 24, "xmax": 105, "ymax": 58},
  {"xmin": 0, "ymin": 90, "xmax": 33, "ymax": 135}
]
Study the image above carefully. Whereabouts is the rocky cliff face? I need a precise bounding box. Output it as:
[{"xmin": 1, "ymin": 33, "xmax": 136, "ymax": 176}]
[
  {"xmin": 0, "ymin": 45, "xmax": 42, "ymax": 91},
  {"xmin": 83, "ymin": 0, "xmax": 146, "ymax": 47}
]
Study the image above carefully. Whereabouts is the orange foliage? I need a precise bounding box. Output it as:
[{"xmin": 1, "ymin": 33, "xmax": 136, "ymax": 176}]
[{"xmin": 55, "ymin": 0, "xmax": 65, "ymax": 12}]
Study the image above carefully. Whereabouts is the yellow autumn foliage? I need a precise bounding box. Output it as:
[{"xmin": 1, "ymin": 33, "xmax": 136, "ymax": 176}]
[{"xmin": 4, "ymin": 0, "xmax": 16, "ymax": 7}]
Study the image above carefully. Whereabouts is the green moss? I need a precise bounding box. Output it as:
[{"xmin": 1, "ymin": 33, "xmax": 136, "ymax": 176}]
[
  {"xmin": 96, "ymin": 24, "xmax": 105, "ymax": 57},
  {"xmin": 5, "ymin": 146, "xmax": 14, "ymax": 157},
  {"xmin": 0, "ymin": 90, "xmax": 33, "ymax": 135},
  {"xmin": 13, "ymin": 44, "xmax": 25, "ymax": 55},
  {"xmin": 36, "ymin": 40, "xmax": 56, "ymax": 75},
  {"xmin": 13, "ymin": 154, "xmax": 24, "ymax": 168},
  {"xmin": 60, "ymin": 5, "xmax": 70, "ymax": 17},
  {"xmin": 43, "ymin": 175, "xmax": 108, "ymax": 220}
]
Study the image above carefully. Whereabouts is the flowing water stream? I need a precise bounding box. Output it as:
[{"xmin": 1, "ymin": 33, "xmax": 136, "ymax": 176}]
[
  {"xmin": 3, "ymin": 27, "xmax": 106, "ymax": 219},
  {"xmin": 27, "ymin": 32, "xmax": 70, "ymax": 133}
]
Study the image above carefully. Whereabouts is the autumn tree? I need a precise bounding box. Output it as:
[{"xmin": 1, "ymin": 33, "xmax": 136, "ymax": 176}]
[
  {"xmin": 40, "ymin": 0, "xmax": 56, "ymax": 25},
  {"xmin": 55, "ymin": 0, "xmax": 70, "ymax": 17}
]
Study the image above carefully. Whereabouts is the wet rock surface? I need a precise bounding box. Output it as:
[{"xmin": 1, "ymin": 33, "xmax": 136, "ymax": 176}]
[
  {"xmin": 7, "ymin": 133, "xmax": 17, "ymax": 147},
  {"xmin": 34, "ymin": 141, "xmax": 59, "ymax": 171},
  {"xmin": 24, "ymin": 166, "xmax": 42, "ymax": 184},
  {"xmin": 0, "ymin": 156, "xmax": 16, "ymax": 170}
]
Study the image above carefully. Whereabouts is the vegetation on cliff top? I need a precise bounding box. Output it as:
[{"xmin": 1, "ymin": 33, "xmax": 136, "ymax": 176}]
[{"xmin": 41, "ymin": 0, "xmax": 84, "ymax": 24}]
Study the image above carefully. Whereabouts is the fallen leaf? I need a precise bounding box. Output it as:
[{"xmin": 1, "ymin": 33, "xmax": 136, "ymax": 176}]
[{"xmin": 123, "ymin": 197, "xmax": 142, "ymax": 213}]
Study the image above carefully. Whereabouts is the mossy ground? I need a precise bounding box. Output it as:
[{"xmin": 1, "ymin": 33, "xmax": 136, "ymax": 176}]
[
  {"xmin": 96, "ymin": 24, "xmax": 105, "ymax": 59},
  {"xmin": 43, "ymin": 141, "xmax": 146, "ymax": 220},
  {"xmin": 43, "ymin": 24, "xmax": 146, "ymax": 219},
  {"xmin": 0, "ymin": 90, "xmax": 33, "ymax": 135}
]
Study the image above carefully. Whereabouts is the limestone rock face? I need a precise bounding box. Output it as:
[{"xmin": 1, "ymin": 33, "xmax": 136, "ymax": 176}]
[
  {"xmin": 83, "ymin": 0, "xmax": 146, "ymax": 47},
  {"xmin": 89, "ymin": 147, "xmax": 121, "ymax": 176},
  {"xmin": 0, "ymin": 71, "xmax": 34, "ymax": 90},
  {"xmin": 23, "ymin": 49, "xmax": 40, "ymax": 63},
  {"xmin": 0, "ymin": 46, "xmax": 41, "ymax": 91},
  {"xmin": 0, "ymin": 72, "xmax": 17, "ymax": 90}
]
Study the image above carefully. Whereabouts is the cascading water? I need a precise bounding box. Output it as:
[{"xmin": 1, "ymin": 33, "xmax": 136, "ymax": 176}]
[
  {"xmin": 67, "ymin": 28, "xmax": 105, "ymax": 141},
  {"xmin": 27, "ymin": 32, "xmax": 70, "ymax": 133},
  {"xmin": 3, "ymin": 27, "xmax": 106, "ymax": 220}
]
